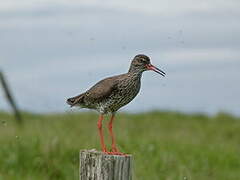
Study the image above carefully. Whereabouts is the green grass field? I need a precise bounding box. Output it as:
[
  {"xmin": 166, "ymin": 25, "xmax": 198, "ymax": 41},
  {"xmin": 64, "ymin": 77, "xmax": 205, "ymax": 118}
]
[{"xmin": 0, "ymin": 111, "xmax": 240, "ymax": 180}]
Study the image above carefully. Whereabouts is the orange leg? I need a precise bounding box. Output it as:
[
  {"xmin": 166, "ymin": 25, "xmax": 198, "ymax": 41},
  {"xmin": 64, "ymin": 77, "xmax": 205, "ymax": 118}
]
[
  {"xmin": 97, "ymin": 114, "xmax": 107, "ymax": 153},
  {"xmin": 108, "ymin": 114, "xmax": 125, "ymax": 155}
]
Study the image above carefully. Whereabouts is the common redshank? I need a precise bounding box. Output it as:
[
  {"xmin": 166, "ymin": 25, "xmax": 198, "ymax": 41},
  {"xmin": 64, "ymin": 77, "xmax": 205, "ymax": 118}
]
[{"xmin": 67, "ymin": 54, "xmax": 165, "ymax": 155}]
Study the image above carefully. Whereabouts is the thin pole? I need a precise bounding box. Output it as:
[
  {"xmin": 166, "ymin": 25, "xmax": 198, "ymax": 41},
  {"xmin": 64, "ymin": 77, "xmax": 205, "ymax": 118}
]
[{"xmin": 0, "ymin": 70, "xmax": 22, "ymax": 124}]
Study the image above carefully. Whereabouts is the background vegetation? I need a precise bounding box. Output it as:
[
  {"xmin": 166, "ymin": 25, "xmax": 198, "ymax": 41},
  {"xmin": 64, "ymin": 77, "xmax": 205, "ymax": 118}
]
[{"xmin": 0, "ymin": 111, "xmax": 239, "ymax": 180}]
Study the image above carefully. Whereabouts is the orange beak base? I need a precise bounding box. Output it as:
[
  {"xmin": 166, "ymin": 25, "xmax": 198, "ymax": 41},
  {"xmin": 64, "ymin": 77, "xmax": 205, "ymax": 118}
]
[{"xmin": 146, "ymin": 64, "xmax": 166, "ymax": 76}]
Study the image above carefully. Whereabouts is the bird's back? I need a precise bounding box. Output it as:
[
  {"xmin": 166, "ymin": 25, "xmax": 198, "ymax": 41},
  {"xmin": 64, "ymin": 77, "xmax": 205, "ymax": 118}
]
[{"xmin": 67, "ymin": 72, "xmax": 141, "ymax": 114}]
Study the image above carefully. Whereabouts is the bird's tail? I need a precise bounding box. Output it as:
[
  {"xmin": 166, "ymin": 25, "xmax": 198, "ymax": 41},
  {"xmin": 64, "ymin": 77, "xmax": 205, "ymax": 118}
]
[{"xmin": 66, "ymin": 93, "xmax": 85, "ymax": 107}]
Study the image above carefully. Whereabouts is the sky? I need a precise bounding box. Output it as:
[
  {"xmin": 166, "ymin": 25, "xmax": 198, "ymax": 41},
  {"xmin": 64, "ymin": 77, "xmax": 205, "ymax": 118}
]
[{"xmin": 0, "ymin": 0, "xmax": 240, "ymax": 115}]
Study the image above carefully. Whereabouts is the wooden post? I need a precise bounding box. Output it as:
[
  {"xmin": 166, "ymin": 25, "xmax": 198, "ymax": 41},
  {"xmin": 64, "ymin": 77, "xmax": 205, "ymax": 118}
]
[{"xmin": 80, "ymin": 149, "xmax": 133, "ymax": 180}]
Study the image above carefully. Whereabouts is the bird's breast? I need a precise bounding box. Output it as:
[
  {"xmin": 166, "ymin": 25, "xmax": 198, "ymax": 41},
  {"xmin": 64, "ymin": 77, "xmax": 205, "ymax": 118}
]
[{"xmin": 100, "ymin": 78, "xmax": 141, "ymax": 113}]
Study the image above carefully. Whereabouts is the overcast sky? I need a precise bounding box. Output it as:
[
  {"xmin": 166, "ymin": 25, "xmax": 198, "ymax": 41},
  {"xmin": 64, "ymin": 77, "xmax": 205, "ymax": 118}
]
[{"xmin": 0, "ymin": 0, "xmax": 240, "ymax": 115}]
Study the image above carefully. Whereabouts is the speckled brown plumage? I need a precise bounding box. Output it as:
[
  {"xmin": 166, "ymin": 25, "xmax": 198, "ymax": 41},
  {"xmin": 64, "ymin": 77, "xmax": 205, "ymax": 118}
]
[
  {"xmin": 67, "ymin": 73, "xmax": 141, "ymax": 113},
  {"xmin": 66, "ymin": 54, "xmax": 165, "ymax": 155}
]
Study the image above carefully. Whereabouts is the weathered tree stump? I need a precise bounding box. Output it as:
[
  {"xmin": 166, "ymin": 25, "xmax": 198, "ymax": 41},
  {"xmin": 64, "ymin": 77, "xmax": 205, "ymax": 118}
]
[{"xmin": 80, "ymin": 149, "xmax": 133, "ymax": 180}]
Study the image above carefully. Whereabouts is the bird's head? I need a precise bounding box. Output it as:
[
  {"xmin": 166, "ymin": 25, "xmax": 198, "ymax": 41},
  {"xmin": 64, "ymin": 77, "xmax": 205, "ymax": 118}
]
[{"xmin": 129, "ymin": 54, "xmax": 165, "ymax": 76}]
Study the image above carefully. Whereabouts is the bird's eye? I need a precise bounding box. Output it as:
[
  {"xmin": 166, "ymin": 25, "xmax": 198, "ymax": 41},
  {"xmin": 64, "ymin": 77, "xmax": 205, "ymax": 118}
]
[{"xmin": 140, "ymin": 58, "xmax": 145, "ymax": 63}]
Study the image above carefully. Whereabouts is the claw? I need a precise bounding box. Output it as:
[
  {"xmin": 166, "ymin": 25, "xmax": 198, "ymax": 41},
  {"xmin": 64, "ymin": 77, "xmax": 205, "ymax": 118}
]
[
  {"xmin": 109, "ymin": 147, "xmax": 127, "ymax": 156},
  {"xmin": 105, "ymin": 151, "xmax": 126, "ymax": 156}
]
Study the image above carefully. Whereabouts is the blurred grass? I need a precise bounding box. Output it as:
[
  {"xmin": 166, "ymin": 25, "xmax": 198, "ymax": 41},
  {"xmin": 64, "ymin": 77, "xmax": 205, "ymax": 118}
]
[{"xmin": 0, "ymin": 111, "xmax": 240, "ymax": 180}]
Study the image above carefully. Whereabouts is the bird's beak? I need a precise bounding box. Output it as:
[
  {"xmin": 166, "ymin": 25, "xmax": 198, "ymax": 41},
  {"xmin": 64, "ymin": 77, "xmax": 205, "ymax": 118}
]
[{"xmin": 146, "ymin": 64, "xmax": 166, "ymax": 76}]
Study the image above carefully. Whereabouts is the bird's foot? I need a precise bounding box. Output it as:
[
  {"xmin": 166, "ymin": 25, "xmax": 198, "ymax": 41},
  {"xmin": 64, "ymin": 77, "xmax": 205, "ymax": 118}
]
[
  {"xmin": 108, "ymin": 151, "xmax": 126, "ymax": 156},
  {"xmin": 101, "ymin": 147, "xmax": 126, "ymax": 156},
  {"xmin": 102, "ymin": 147, "xmax": 109, "ymax": 154},
  {"xmin": 102, "ymin": 150, "xmax": 125, "ymax": 155},
  {"xmin": 109, "ymin": 147, "xmax": 126, "ymax": 156}
]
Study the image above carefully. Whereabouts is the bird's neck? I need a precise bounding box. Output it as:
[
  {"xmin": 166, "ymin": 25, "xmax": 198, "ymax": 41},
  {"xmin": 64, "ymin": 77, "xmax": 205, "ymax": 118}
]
[{"xmin": 128, "ymin": 68, "xmax": 143, "ymax": 80}]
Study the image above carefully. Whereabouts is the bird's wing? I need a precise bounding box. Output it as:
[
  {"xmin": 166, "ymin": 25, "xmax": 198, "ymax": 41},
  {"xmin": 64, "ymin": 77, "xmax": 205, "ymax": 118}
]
[{"xmin": 85, "ymin": 75, "xmax": 121, "ymax": 102}]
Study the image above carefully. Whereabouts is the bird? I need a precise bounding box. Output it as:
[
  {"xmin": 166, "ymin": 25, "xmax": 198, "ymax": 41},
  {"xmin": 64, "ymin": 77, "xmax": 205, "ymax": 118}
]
[{"xmin": 66, "ymin": 54, "xmax": 165, "ymax": 155}]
